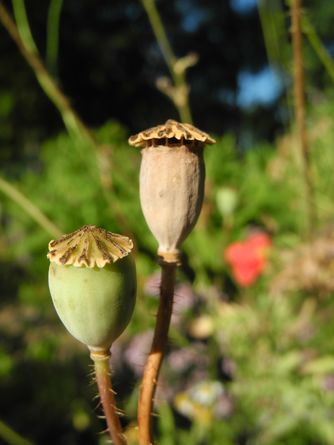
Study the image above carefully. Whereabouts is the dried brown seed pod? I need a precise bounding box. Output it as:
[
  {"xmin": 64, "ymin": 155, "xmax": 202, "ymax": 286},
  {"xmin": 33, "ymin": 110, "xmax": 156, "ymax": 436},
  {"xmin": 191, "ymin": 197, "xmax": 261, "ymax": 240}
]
[{"xmin": 129, "ymin": 120, "xmax": 215, "ymax": 260}]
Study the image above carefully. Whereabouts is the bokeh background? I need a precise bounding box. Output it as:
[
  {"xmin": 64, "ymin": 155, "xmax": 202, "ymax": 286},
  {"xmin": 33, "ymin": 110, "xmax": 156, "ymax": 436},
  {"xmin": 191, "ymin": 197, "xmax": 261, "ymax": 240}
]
[{"xmin": 2, "ymin": 0, "xmax": 334, "ymax": 444}]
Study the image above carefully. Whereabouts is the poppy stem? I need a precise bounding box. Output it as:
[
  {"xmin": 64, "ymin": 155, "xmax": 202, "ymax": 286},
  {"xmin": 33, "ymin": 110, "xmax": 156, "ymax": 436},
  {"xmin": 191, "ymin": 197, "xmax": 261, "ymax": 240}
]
[
  {"xmin": 138, "ymin": 259, "xmax": 177, "ymax": 445},
  {"xmin": 91, "ymin": 350, "xmax": 127, "ymax": 445}
]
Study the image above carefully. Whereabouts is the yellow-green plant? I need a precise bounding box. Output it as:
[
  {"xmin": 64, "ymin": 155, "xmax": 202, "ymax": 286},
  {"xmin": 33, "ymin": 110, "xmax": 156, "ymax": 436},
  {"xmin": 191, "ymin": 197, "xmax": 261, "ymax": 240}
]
[{"xmin": 47, "ymin": 224, "xmax": 136, "ymax": 445}]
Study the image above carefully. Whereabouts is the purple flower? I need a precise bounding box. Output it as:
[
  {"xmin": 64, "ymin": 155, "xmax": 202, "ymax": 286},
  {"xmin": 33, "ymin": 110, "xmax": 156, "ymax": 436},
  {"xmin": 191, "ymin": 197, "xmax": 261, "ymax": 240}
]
[
  {"xmin": 214, "ymin": 392, "xmax": 234, "ymax": 419},
  {"xmin": 143, "ymin": 272, "xmax": 161, "ymax": 297},
  {"xmin": 323, "ymin": 374, "xmax": 334, "ymax": 392},
  {"xmin": 167, "ymin": 343, "xmax": 209, "ymax": 373},
  {"xmin": 172, "ymin": 283, "xmax": 196, "ymax": 325},
  {"xmin": 144, "ymin": 273, "xmax": 196, "ymax": 326},
  {"xmin": 123, "ymin": 330, "xmax": 153, "ymax": 376}
]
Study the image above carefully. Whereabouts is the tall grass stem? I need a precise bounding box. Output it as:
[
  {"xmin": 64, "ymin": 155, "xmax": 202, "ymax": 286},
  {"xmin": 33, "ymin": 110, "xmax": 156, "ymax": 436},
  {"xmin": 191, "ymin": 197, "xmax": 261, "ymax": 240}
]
[
  {"xmin": 140, "ymin": 0, "xmax": 193, "ymax": 123},
  {"xmin": 0, "ymin": 176, "xmax": 62, "ymax": 238},
  {"xmin": 11, "ymin": 0, "xmax": 38, "ymax": 54},
  {"xmin": 46, "ymin": 0, "xmax": 64, "ymax": 73},
  {"xmin": 302, "ymin": 14, "xmax": 334, "ymax": 83},
  {"xmin": 0, "ymin": 3, "xmax": 96, "ymax": 146},
  {"xmin": 0, "ymin": 419, "xmax": 35, "ymax": 445},
  {"xmin": 291, "ymin": 0, "xmax": 317, "ymax": 235}
]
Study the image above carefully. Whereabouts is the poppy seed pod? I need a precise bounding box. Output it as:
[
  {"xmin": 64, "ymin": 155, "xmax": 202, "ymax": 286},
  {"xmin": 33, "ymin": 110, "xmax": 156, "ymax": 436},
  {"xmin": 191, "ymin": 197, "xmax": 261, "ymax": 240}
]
[
  {"xmin": 47, "ymin": 225, "xmax": 136, "ymax": 351},
  {"xmin": 129, "ymin": 120, "xmax": 215, "ymax": 260}
]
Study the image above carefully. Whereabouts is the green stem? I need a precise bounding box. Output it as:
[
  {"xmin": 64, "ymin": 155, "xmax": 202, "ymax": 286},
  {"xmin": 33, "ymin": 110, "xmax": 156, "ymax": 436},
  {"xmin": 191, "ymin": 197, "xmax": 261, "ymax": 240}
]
[
  {"xmin": 90, "ymin": 350, "xmax": 127, "ymax": 445},
  {"xmin": 141, "ymin": 0, "xmax": 175, "ymax": 74},
  {"xmin": 257, "ymin": 0, "xmax": 284, "ymax": 68},
  {"xmin": 0, "ymin": 176, "xmax": 62, "ymax": 238},
  {"xmin": 0, "ymin": 3, "xmax": 134, "ymax": 238},
  {"xmin": 0, "ymin": 419, "xmax": 35, "ymax": 445},
  {"xmin": 46, "ymin": 0, "xmax": 64, "ymax": 73},
  {"xmin": 302, "ymin": 14, "xmax": 334, "ymax": 83},
  {"xmin": 290, "ymin": 0, "xmax": 317, "ymax": 235},
  {"xmin": 140, "ymin": 0, "xmax": 193, "ymax": 123},
  {"xmin": 0, "ymin": 2, "xmax": 96, "ymax": 146},
  {"xmin": 258, "ymin": 0, "xmax": 293, "ymax": 129},
  {"xmin": 11, "ymin": 0, "xmax": 38, "ymax": 54}
]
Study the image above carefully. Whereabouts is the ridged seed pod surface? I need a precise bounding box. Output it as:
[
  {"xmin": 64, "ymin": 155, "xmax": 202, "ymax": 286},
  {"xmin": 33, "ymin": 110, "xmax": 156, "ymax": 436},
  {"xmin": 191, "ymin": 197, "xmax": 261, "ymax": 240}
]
[
  {"xmin": 129, "ymin": 120, "xmax": 215, "ymax": 256},
  {"xmin": 140, "ymin": 144, "xmax": 204, "ymax": 253},
  {"xmin": 49, "ymin": 259, "xmax": 136, "ymax": 349}
]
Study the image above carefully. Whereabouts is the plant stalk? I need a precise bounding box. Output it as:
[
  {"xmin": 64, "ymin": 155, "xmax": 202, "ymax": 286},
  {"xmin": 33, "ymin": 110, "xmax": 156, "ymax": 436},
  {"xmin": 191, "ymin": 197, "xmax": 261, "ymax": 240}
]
[
  {"xmin": 290, "ymin": 0, "xmax": 316, "ymax": 235},
  {"xmin": 0, "ymin": 419, "xmax": 35, "ymax": 445},
  {"xmin": 0, "ymin": 3, "xmax": 135, "ymax": 238},
  {"xmin": 0, "ymin": 2, "xmax": 96, "ymax": 145},
  {"xmin": 46, "ymin": 0, "xmax": 64, "ymax": 73},
  {"xmin": 0, "ymin": 176, "xmax": 62, "ymax": 238},
  {"xmin": 140, "ymin": 0, "xmax": 193, "ymax": 123},
  {"xmin": 138, "ymin": 260, "xmax": 177, "ymax": 445},
  {"xmin": 90, "ymin": 350, "xmax": 127, "ymax": 445},
  {"xmin": 11, "ymin": 0, "xmax": 38, "ymax": 54},
  {"xmin": 302, "ymin": 14, "xmax": 334, "ymax": 84}
]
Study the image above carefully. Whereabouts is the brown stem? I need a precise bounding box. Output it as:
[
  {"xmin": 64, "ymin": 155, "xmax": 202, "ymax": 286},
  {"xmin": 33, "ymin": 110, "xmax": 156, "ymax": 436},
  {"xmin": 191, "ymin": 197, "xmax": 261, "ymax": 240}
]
[
  {"xmin": 291, "ymin": 0, "xmax": 317, "ymax": 235},
  {"xmin": 91, "ymin": 350, "xmax": 127, "ymax": 445},
  {"xmin": 138, "ymin": 259, "xmax": 177, "ymax": 445}
]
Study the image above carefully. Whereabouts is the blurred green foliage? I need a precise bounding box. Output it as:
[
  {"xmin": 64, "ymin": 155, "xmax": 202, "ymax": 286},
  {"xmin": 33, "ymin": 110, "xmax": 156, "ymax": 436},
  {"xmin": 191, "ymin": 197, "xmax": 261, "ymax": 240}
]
[
  {"xmin": 1, "ymin": 93, "xmax": 334, "ymax": 444},
  {"xmin": 2, "ymin": 1, "xmax": 334, "ymax": 444}
]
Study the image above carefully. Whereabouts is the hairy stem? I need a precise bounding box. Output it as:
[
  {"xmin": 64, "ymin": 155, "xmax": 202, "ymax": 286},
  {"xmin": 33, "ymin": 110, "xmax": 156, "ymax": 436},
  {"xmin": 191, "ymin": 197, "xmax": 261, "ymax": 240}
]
[
  {"xmin": 0, "ymin": 176, "xmax": 62, "ymax": 238},
  {"xmin": 91, "ymin": 350, "xmax": 127, "ymax": 445},
  {"xmin": 138, "ymin": 260, "xmax": 177, "ymax": 445},
  {"xmin": 291, "ymin": 0, "xmax": 316, "ymax": 235},
  {"xmin": 140, "ymin": 0, "xmax": 193, "ymax": 123}
]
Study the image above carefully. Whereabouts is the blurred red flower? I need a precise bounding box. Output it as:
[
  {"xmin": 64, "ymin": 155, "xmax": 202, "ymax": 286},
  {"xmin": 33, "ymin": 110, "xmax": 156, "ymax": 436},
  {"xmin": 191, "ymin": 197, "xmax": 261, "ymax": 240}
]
[{"xmin": 224, "ymin": 232, "xmax": 271, "ymax": 287}]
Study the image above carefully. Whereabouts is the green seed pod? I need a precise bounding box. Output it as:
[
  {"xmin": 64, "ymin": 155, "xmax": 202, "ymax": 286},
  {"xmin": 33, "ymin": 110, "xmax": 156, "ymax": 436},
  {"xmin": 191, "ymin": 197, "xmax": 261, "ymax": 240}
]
[
  {"xmin": 129, "ymin": 120, "xmax": 215, "ymax": 261},
  {"xmin": 47, "ymin": 225, "xmax": 136, "ymax": 351}
]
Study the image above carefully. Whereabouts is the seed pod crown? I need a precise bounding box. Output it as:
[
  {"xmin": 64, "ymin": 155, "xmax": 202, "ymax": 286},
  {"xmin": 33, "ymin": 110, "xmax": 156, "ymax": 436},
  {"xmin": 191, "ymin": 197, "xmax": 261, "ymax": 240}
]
[
  {"xmin": 47, "ymin": 224, "xmax": 133, "ymax": 268},
  {"xmin": 128, "ymin": 119, "xmax": 216, "ymax": 148}
]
